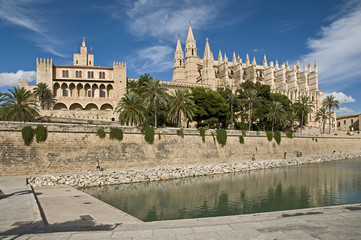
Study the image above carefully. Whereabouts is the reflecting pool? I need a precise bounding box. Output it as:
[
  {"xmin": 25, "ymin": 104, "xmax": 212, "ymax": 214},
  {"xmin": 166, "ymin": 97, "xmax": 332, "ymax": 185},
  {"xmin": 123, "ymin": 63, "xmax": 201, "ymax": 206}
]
[{"xmin": 81, "ymin": 158, "xmax": 361, "ymax": 221}]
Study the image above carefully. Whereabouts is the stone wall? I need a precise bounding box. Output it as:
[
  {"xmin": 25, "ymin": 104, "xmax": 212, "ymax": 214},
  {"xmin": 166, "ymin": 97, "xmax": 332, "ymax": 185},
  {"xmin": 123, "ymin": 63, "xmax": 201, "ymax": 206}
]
[{"xmin": 1, "ymin": 121, "xmax": 361, "ymax": 176}]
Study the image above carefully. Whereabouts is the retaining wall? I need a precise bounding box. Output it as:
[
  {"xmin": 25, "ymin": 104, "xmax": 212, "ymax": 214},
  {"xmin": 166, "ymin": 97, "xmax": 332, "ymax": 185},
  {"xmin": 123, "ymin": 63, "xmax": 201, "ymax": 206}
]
[{"xmin": 1, "ymin": 121, "xmax": 361, "ymax": 176}]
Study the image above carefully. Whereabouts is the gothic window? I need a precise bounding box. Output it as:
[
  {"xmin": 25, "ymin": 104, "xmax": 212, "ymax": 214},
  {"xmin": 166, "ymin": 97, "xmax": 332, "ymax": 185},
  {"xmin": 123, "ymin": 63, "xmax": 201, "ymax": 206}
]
[
  {"xmin": 79, "ymin": 71, "xmax": 82, "ymax": 78},
  {"xmin": 338, "ymin": 122, "xmax": 340, "ymax": 127},
  {"xmin": 351, "ymin": 119, "xmax": 354, "ymax": 124},
  {"xmin": 344, "ymin": 120, "xmax": 346, "ymax": 125},
  {"xmin": 88, "ymin": 71, "xmax": 94, "ymax": 79},
  {"xmin": 89, "ymin": 61, "xmax": 91, "ymax": 65},
  {"xmin": 99, "ymin": 72, "xmax": 105, "ymax": 79},
  {"xmin": 87, "ymin": 90, "xmax": 94, "ymax": 97},
  {"xmin": 62, "ymin": 70, "xmax": 69, "ymax": 78},
  {"xmin": 62, "ymin": 89, "xmax": 68, "ymax": 97},
  {"xmin": 76, "ymin": 60, "xmax": 78, "ymax": 64},
  {"xmin": 100, "ymin": 90, "xmax": 105, "ymax": 97}
]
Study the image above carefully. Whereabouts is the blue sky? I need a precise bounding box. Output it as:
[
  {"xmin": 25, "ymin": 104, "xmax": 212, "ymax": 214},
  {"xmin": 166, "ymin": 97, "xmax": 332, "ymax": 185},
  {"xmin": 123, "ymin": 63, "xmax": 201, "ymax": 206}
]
[{"xmin": 0, "ymin": 0, "xmax": 360, "ymax": 116}]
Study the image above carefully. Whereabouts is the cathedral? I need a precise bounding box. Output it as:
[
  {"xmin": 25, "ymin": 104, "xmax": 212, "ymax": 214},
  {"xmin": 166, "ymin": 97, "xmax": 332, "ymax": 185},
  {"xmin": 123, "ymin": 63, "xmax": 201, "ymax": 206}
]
[
  {"xmin": 19, "ymin": 26, "xmax": 323, "ymax": 125},
  {"xmin": 172, "ymin": 25, "xmax": 323, "ymax": 125}
]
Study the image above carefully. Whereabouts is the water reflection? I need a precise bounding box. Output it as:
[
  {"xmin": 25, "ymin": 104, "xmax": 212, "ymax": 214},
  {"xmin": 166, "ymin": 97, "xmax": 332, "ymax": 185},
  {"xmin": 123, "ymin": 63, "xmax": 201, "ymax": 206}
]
[{"xmin": 81, "ymin": 158, "xmax": 361, "ymax": 221}]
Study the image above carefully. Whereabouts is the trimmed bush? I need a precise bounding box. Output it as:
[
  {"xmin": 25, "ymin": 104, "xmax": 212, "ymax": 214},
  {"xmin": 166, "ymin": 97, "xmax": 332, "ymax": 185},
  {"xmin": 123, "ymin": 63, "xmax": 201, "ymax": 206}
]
[
  {"xmin": 158, "ymin": 132, "xmax": 161, "ymax": 140},
  {"xmin": 88, "ymin": 120, "xmax": 93, "ymax": 124},
  {"xmin": 141, "ymin": 125, "xmax": 155, "ymax": 144},
  {"xmin": 315, "ymin": 138, "xmax": 318, "ymax": 142},
  {"xmin": 216, "ymin": 129, "xmax": 227, "ymax": 147},
  {"xmin": 22, "ymin": 126, "xmax": 34, "ymax": 146},
  {"xmin": 273, "ymin": 131, "xmax": 281, "ymax": 145},
  {"xmin": 35, "ymin": 125, "xmax": 47, "ymax": 143},
  {"xmin": 266, "ymin": 131, "xmax": 273, "ymax": 141},
  {"xmin": 96, "ymin": 129, "xmax": 106, "ymax": 139},
  {"xmin": 109, "ymin": 128, "xmax": 123, "ymax": 141},
  {"xmin": 284, "ymin": 152, "xmax": 287, "ymax": 159},
  {"xmin": 241, "ymin": 130, "xmax": 247, "ymax": 137},
  {"xmin": 285, "ymin": 130, "xmax": 293, "ymax": 139},
  {"xmin": 198, "ymin": 127, "xmax": 206, "ymax": 143},
  {"xmin": 239, "ymin": 136, "xmax": 244, "ymax": 144},
  {"xmin": 177, "ymin": 128, "xmax": 184, "ymax": 138}
]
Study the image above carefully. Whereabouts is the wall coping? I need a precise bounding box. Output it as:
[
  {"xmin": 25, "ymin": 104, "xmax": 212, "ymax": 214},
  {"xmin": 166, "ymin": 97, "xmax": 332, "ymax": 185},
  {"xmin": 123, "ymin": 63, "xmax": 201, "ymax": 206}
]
[{"xmin": 0, "ymin": 121, "xmax": 360, "ymax": 139}]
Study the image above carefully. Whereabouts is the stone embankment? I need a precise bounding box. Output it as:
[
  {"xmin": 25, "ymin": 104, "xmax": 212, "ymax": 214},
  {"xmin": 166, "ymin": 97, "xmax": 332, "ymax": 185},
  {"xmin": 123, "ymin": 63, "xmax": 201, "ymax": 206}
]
[{"xmin": 28, "ymin": 152, "xmax": 361, "ymax": 188}]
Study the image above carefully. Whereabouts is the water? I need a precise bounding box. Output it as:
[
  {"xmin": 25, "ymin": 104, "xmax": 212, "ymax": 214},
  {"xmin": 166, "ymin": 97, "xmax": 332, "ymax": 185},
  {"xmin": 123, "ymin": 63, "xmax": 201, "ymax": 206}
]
[{"xmin": 81, "ymin": 158, "xmax": 361, "ymax": 222}]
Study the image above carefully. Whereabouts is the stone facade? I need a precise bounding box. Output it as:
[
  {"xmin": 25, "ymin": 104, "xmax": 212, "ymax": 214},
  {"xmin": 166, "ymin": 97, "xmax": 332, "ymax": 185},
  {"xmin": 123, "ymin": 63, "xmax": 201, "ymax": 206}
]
[
  {"xmin": 20, "ymin": 38, "xmax": 127, "ymax": 122},
  {"xmin": 336, "ymin": 113, "xmax": 361, "ymax": 131},
  {"xmin": 1, "ymin": 121, "xmax": 361, "ymax": 176},
  {"xmin": 172, "ymin": 25, "xmax": 323, "ymax": 126}
]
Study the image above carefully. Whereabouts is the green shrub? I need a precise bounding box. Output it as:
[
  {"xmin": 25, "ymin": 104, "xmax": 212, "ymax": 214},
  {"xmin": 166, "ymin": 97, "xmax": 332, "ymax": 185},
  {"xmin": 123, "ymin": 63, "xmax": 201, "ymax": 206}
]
[
  {"xmin": 347, "ymin": 131, "xmax": 351, "ymax": 136},
  {"xmin": 177, "ymin": 128, "xmax": 184, "ymax": 138},
  {"xmin": 198, "ymin": 127, "xmax": 206, "ymax": 143},
  {"xmin": 141, "ymin": 125, "xmax": 155, "ymax": 144},
  {"xmin": 241, "ymin": 130, "xmax": 247, "ymax": 137},
  {"xmin": 315, "ymin": 138, "xmax": 318, "ymax": 142},
  {"xmin": 284, "ymin": 152, "xmax": 287, "ymax": 159},
  {"xmin": 239, "ymin": 136, "xmax": 244, "ymax": 144},
  {"xmin": 35, "ymin": 125, "xmax": 47, "ymax": 143},
  {"xmin": 312, "ymin": 137, "xmax": 314, "ymax": 141},
  {"xmin": 109, "ymin": 128, "xmax": 123, "ymax": 141},
  {"xmin": 22, "ymin": 126, "xmax": 34, "ymax": 146},
  {"xmin": 216, "ymin": 129, "xmax": 227, "ymax": 147},
  {"xmin": 88, "ymin": 120, "xmax": 93, "ymax": 124},
  {"xmin": 273, "ymin": 131, "xmax": 281, "ymax": 145},
  {"xmin": 235, "ymin": 122, "xmax": 249, "ymax": 130},
  {"xmin": 266, "ymin": 131, "xmax": 273, "ymax": 141},
  {"xmin": 285, "ymin": 130, "xmax": 293, "ymax": 139},
  {"xmin": 96, "ymin": 129, "xmax": 106, "ymax": 138},
  {"xmin": 158, "ymin": 132, "xmax": 161, "ymax": 140}
]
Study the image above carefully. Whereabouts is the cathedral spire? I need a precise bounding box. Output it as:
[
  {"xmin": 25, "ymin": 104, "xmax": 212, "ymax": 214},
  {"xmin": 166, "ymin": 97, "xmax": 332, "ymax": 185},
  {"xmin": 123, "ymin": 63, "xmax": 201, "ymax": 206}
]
[
  {"xmin": 233, "ymin": 52, "xmax": 236, "ymax": 64},
  {"xmin": 275, "ymin": 60, "xmax": 279, "ymax": 68},
  {"xmin": 263, "ymin": 55, "xmax": 268, "ymax": 67},
  {"xmin": 252, "ymin": 56, "xmax": 256, "ymax": 65},
  {"xmin": 246, "ymin": 53, "xmax": 250, "ymax": 66},
  {"xmin": 186, "ymin": 24, "xmax": 195, "ymax": 43},
  {"xmin": 218, "ymin": 50, "xmax": 223, "ymax": 63},
  {"xmin": 185, "ymin": 24, "xmax": 197, "ymax": 58},
  {"xmin": 224, "ymin": 53, "xmax": 228, "ymax": 63},
  {"xmin": 203, "ymin": 38, "xmax": 213, "ymax": 60},
  {"xmin": 176, "ymin": 37, "xmax": 183, "ymax": 53},
  {"xmin": 314, "ymin": 60, "xmax": 318, "ymax": 72}
]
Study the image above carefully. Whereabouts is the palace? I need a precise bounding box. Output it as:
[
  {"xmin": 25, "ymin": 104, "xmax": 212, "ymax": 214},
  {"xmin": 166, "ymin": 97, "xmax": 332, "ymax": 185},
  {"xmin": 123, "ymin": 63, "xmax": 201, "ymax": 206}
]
[
  {"xmin": 172, "ymin": 25, "xmax": 323, "ymax": 125},
  {"xmin": 20, "ymin": 26, "xmax": 323, "ymax": 126},
  {"xmin": 20, "ymin": 38, "xmax": 127, "ymax": 122}
]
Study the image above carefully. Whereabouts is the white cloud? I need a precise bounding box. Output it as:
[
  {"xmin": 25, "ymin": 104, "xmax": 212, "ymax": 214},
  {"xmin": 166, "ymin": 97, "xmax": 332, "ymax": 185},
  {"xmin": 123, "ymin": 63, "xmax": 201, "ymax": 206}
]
[
  {"xmin": 113, "ymin": 0, "xmax": 219, "ymax": 42},
  {"xmin": 129, "ymin": 45, "xmax": 173, "ymax": 74},
  {"xmin": 0, "ymin": 70, "xmax": 36, "ymax": 88},
  {"xmin": 324, "ymin": 91, "xmax": 356, "ymax": 104},
  {"xmin": 336, "ymin": 107, "xmax": 354, "ymax": 114},
  {"xmin": 300, "ymin": 1, "xmax": 361, "ymax": 89},
  {"xmin": 0, "ymin": 0, "xmax": 65, "ymax": 57}
]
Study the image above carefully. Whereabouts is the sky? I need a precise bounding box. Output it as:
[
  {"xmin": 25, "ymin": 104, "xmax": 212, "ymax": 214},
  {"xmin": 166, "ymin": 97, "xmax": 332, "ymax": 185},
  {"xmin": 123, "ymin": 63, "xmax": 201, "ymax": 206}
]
[{"xmin": 0, "ymin": 0, "xmax": 361, "ymax": 116}]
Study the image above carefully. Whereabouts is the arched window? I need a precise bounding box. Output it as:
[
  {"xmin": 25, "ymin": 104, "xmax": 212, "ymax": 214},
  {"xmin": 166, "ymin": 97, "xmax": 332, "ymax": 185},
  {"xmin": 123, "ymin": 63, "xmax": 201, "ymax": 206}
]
[
  {"xmin": 63, "ymin": 89, "xmax": 68, "ymax": 97},
  {"xmin": 88, "ymin": 71, "xmax": 94, "ymax": 79},
  {"xmin": 100, "ymin": 90, "xmax": 105, "ymax": 97},
  {"xmin": 62, "ymin": 70, "xmax": 69, "ymax": 78},
  {"xmin": 79, "ymin": 71, "xmax": 82, "ymax": 78}
]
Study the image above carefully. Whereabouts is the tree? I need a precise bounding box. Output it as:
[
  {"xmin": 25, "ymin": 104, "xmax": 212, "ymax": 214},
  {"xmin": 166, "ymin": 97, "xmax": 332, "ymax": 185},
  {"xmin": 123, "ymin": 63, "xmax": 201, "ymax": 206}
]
[
  {"xmin": 225, "ymin": 92, "xmax": 238, "ymax": 130},
  {"xmin": 266, "ymin": 101, "xmax": 286, "ymax": 132},
  {"xmin": 191, "ymin": 87, "xmax": 229, "ymax": 128},
  {"xmin": 116, "ymin": 92, "xmax": 146, "ymax": 126},
  {"xmin": 0, "ymin": 87, "xmax": 40, "ymax": 122},
  {"xmin": 315, "ymin": 107, "xmax": 328, "ymax": 134},
  {"xmin": 33, "ymin": 83, "xmax": 55, "ymax": 110},
  {"xmin": 323, "ymin": 95, "xmax": 339, "ymax": 134},
  {"xmin": 244, "ymin": 89, "xmax": 260, "ymax": 131},
  {"xmin": 168, "ymin": 89, "xmax": 195, "ymax": 127},
  {"xmin": 295, "ymin": 95, "xmax": 313, "ymax": 133},
  {"xmin": 143, "ymin": 79, "xmax": 168, "ymax": 127}
]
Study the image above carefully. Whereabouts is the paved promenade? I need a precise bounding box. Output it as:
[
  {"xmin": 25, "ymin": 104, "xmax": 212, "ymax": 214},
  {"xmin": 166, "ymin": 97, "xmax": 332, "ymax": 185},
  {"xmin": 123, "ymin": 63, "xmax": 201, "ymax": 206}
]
[{"xmin": 1, "ymin": 176, "xmax": 361, "ymax": 239}]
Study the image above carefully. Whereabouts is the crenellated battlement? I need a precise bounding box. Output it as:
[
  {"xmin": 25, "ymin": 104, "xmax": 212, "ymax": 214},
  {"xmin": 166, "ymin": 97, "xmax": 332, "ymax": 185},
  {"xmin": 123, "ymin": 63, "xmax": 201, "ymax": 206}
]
[
  {"xmin": 113, "ymin": 61, "xmax": 126, "ymax": 67},
  {"xmin": 36, "ymin": 58, "xmax": 53, "ymax": 66}
]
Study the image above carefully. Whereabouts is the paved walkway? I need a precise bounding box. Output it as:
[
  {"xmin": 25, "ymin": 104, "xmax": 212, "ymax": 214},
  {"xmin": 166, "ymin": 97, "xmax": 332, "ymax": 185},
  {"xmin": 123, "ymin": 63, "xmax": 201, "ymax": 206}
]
[{"xmin": 1, "ymin": 176, "xmax": 361, "ymax": 239}]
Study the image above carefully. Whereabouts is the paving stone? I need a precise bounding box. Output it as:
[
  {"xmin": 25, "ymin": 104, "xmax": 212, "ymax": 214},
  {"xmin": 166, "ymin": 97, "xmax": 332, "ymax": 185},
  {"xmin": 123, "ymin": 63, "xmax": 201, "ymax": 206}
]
[
  {"xmin": 68, "ymin": 232, "xmax": 112, "ymax": 240},
  {"xmin": 192, "ymin": 225, "xmax": 232, "ymax": 233}
]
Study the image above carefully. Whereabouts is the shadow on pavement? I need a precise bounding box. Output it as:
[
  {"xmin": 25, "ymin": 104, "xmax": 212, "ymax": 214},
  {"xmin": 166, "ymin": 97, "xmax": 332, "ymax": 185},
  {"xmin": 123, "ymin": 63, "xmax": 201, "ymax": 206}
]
[{"xmin": 0, "ymin": 219, "xmax": 119, "ymax": 237}]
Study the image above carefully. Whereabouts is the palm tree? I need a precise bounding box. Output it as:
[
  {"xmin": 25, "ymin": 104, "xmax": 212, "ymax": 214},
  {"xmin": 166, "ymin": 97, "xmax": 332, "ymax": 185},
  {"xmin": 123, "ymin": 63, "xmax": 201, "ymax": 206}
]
[
  {"xmin": 315, "ymin": 106, "xmax": 328, "ymax": 134},
  {"xmin": 33, "ymin": 83, "xmax": 55, "ymax": 110},
  {"xmin": 286, "ymin": 111, "xmax": 298, "ymax": 131},
  {"xmin": 295, "ymin": 95, "xmax": 313, "ymax": 133},
  {"xmin": 266, "ymin": 101, "xmax": 286, "ymax": 132},
  {"xmin": 244, "ymin": 89, "xmax": 260, "ymax": 131},
  {"xmin": 225, "ymin": 92, "xmax": 238, "ymax": 130},
  {"xmin": 116, "ymin": 92, "xmax": 146, "ymax": 126},
  {"xmin": 143, "ymin": 79, "xmax": 168, "ymax": 127},
  {"xmin": 168, "ymin": 89, "xmax": 195, "ymax": 127},
  {"xmin": 323, "ymin": 95, "xmax": 339, "ymax": 134},
  {"xmin": 0, "ymin": 87, "xmax": 40, "ymax": 122}
]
